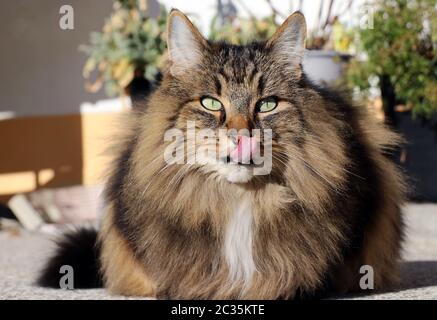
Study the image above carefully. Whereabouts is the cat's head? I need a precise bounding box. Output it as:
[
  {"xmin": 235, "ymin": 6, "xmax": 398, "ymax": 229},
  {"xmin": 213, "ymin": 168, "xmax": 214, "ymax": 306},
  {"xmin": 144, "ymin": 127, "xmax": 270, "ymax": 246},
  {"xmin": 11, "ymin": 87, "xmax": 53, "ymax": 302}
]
[{"xmin": 141, "ymin": 9, "xmax": 347, "ymax": 198}]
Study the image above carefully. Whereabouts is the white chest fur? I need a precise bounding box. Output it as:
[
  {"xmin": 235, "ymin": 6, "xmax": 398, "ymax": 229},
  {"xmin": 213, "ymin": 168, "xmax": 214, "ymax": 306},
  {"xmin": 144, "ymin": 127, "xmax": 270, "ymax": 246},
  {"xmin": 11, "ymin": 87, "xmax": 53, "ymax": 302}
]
[{"xmin": 223, "ymin": 195, "xmax": 256, "ymax": 289}]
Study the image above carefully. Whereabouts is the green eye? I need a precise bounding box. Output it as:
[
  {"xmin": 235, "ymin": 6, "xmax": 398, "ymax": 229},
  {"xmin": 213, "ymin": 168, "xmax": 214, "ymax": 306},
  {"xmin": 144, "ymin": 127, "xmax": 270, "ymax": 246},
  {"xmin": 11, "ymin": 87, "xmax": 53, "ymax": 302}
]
[
  {"xmin": 258, "ymin": 98, "xmax": 278, "ymax": 113},
  {"xmin": 200, "ymin": 97, "xmax": 223, "ymax": 111}
]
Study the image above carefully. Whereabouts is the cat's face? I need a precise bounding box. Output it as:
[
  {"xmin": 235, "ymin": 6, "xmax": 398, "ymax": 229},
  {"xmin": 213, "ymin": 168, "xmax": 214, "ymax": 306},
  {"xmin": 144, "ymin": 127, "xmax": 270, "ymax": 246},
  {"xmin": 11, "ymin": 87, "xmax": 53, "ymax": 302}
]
[{"xmin": 160, "ymin": 10, "xmax": 311, "ymax": 184}]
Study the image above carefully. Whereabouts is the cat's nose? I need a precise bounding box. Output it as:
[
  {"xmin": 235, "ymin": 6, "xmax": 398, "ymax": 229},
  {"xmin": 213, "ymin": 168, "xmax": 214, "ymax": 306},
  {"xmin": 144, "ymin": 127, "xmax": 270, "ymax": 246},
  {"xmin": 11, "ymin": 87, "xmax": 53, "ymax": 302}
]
[
  {"xmin": 226, "ymin": 114, "xmax": 257, "ymax": 164},
  {"xmin": 226, "ymin": 114, "xmax": 249, "ymax": 132}
]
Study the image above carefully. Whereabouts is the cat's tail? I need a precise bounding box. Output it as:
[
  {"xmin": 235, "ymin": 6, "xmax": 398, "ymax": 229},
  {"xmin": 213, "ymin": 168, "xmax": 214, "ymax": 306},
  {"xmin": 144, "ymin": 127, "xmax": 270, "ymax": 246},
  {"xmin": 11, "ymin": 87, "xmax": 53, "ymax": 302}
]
[{"xmin": 37, "ymin": 228, "xmax": 103, "ymax": 289}]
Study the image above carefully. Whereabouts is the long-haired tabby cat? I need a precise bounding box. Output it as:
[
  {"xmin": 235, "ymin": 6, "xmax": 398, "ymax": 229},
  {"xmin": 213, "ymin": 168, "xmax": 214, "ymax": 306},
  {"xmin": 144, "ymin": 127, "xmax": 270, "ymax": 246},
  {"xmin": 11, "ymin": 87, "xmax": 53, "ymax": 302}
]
[{"xmin": 38, "ymin": 9, "xmax": 405, "ymax": 299}]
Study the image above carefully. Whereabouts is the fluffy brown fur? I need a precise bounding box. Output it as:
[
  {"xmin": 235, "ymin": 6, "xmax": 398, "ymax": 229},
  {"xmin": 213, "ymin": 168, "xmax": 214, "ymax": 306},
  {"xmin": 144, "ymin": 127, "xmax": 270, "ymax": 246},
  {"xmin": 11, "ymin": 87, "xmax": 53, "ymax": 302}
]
[{"xmin": 39, "ymin": 10, "xmax": 405, "ymax": 299}]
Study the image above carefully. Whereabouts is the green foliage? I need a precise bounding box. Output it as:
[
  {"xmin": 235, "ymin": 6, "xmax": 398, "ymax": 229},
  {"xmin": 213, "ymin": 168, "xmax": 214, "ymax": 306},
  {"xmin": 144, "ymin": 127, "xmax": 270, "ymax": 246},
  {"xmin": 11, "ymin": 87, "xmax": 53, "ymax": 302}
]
[
  {"xmin": 81, "ymin": 1, "xmax": 168, "ymax": 96},
  {"xmin": 208, "ymin": 15, "xmax": 278, "ymax": 44},
  {"xmin": 347, "ymin": 0, "xmax": 437, "ymax": 118},
  {"xmin": 82, "ymin": 0, "xmax": 283, "ymax": 96}
]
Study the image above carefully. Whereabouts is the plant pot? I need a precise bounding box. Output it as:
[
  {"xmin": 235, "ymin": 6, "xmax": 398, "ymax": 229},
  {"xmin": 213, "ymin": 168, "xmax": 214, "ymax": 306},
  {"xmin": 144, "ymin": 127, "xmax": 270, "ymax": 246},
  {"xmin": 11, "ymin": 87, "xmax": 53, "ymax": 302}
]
[
  {"xmin": 395, "ymin": 112, "xmax": 437, "ymax": 202},
  {"xmin": 125, "ymin": 69, "xmax": 153, "ymax": 106},
  {"xmin": 303, "ymin": 50, "xmax": 351, "ymax": 85}
]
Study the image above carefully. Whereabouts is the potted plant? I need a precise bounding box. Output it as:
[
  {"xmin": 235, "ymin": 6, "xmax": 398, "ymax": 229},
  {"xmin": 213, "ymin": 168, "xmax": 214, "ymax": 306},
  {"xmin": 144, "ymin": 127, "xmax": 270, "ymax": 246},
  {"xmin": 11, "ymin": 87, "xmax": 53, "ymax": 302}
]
[
  {"xmin": 346, "ymin": 0, "xmax": 437, "ymax": 201},
  {"xmin": 81, "ymin": 0, "xmax": 168, "ymax": 104},
  {"xmin": 209, "ymin": 0, "xmax": 354, "ymax": 85}
]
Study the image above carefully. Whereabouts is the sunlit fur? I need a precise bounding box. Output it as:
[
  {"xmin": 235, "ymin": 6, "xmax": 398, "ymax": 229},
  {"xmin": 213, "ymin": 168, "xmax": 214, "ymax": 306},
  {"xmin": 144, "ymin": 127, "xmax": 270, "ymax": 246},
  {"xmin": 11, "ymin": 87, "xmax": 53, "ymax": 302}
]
[{"xmin": 43, "ymin": 10, "xmax": 406, "ymax": 299}]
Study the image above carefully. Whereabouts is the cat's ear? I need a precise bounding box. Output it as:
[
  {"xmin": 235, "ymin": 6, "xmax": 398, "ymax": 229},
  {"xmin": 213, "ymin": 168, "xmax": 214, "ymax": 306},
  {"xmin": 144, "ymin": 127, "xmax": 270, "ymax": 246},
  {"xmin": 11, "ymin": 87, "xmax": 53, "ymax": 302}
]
[
  {"xmin": 167, "ymin": 9, "xmax": 207, "ymax": 76},
  {"xmin": 267, "ymin": 12, "xmax": 307, "ymax": 71}
]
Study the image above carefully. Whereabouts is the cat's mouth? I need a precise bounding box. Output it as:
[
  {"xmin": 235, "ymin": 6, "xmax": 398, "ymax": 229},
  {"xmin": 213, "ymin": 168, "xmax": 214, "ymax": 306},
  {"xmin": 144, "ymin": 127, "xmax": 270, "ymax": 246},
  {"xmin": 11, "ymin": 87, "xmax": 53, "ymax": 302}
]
[
  {"xmin": 217, "ymin": 161, "xmax": 255, "ymax": 183},
  {"xmin": 196, "ymin": 155, "xmax": 261, "ymax": 184},
  {"xmin": 224, "ymin": 155, "xmax": 256, "ymax": 166}
]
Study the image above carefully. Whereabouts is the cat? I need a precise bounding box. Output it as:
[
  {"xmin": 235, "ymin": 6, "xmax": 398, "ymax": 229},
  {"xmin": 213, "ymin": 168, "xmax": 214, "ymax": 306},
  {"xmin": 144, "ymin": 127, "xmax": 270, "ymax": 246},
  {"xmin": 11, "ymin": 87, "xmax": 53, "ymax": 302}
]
[{"xmin": 38, "ymin": 9, "xmax": 406, "ymax": 299}]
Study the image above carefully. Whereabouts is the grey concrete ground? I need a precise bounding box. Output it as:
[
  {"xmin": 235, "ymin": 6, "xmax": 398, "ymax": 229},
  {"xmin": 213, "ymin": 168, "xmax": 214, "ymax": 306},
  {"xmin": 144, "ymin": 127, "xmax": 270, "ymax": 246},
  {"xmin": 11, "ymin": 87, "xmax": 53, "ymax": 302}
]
[{"xmin": 0, "ymin": 203, "xmax": 436, "ymax": 300}]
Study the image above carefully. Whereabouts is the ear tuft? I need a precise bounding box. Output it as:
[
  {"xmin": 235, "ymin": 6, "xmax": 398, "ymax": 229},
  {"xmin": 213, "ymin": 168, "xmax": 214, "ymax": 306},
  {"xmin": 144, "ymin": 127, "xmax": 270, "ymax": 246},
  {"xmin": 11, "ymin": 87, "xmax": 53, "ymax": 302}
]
[
  {"xmin": 268, "ymin": 12, "xmax": 307, "ymax": 70},
  {"xmin": 167, "ymin": 9, "xmax": 206, "ymax": 76}
]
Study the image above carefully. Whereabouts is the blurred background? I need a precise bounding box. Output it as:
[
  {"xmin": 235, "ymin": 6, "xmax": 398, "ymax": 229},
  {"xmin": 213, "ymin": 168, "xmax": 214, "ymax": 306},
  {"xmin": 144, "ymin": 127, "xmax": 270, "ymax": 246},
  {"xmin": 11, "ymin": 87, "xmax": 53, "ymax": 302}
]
[{"xmin": 0, "ymin": 0, "xmax": 436, "ymax": 230}]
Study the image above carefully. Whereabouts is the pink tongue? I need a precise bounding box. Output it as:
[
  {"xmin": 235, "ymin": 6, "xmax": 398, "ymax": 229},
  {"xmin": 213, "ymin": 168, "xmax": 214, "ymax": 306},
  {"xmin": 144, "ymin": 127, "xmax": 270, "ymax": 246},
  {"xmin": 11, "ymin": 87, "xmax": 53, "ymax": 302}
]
[{"xmin": 229, "ymin": 136, "xmax": 258, "ymax": 164}]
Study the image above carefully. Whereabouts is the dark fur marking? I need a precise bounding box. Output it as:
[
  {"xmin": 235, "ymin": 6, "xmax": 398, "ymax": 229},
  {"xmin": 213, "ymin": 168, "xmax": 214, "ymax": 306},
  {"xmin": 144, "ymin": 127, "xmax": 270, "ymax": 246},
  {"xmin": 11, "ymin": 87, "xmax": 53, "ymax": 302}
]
[{"xmin": 37, "ymin": 228, "xmax": 102, "ymax": 288}]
